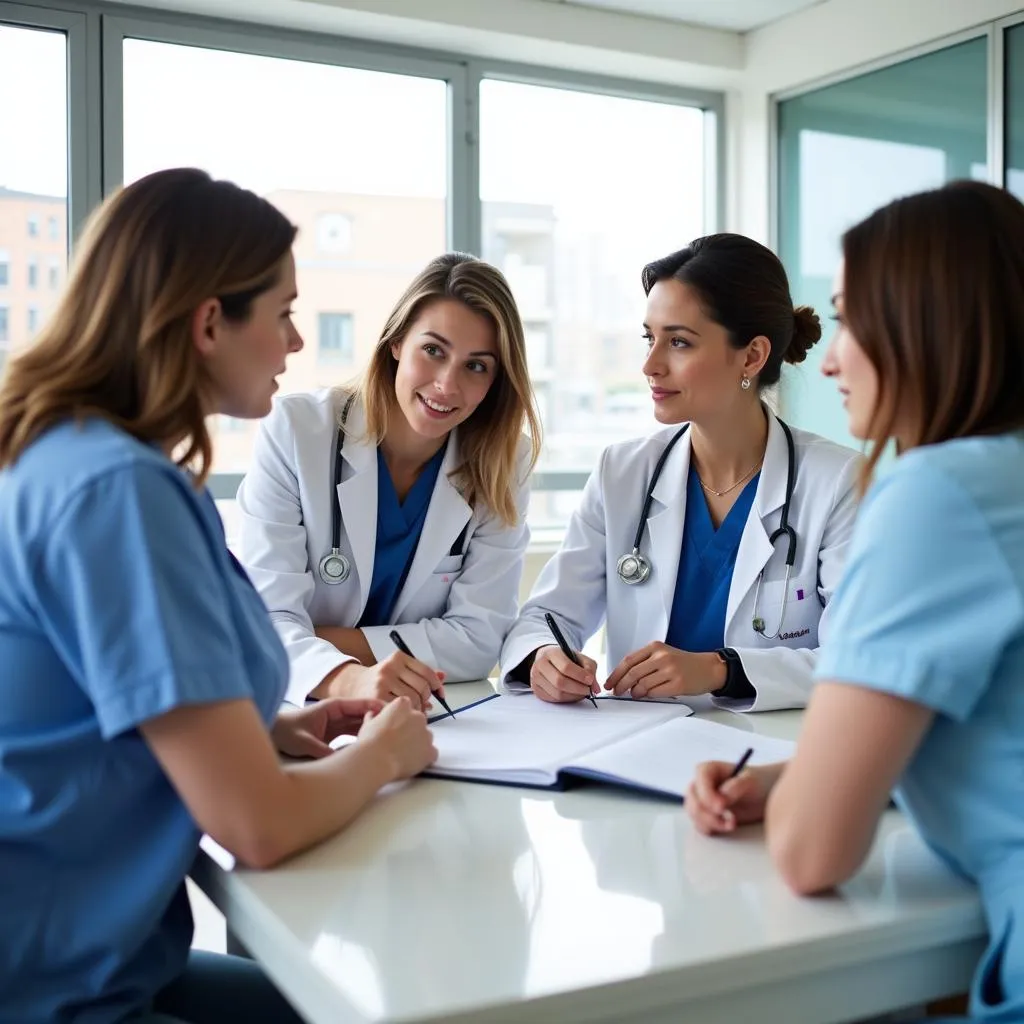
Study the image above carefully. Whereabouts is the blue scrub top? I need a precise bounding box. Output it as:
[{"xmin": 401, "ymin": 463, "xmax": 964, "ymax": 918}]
[
  {"xmin": 358, "ymin": 442, "xmax": 447, "ymax": 627},
  {"xmin": 665, "ymin": 465, "xmax": 760, "ymax": 652},
  {"xmin": 816, "ymin": 434, "xmax": 1024, "ymax": 1021},
  {"xmin": 0, "ymin": 419, "xmax": 288, "ymax": 1023}
]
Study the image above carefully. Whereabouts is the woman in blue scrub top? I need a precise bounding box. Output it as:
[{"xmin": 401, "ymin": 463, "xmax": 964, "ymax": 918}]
[
  {"xmin": 236, "ymin": 255, "xmax": 541, "ymax": 708},
  {"xmin": 687, "ymin": 180, "xmax": 1024, "ymax": 1022},
  {"xmin": 501, "ymin": 234, "xmax": 861, "ymax": 711},
  {"xmin": 0, "ymin": 169, "xmax": 436, "ymax": 1024}
]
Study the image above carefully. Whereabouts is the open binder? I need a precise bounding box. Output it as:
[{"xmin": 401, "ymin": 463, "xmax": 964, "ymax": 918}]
[{"xmin": 424, "ymin": 693, "xmax": 794, "ymax": 800}]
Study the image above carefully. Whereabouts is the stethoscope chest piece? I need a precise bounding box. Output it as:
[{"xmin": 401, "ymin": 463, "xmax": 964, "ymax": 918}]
[
  {"xmin": 319, "ymin": 550, "xmax": 351, "ymax": 585},
  {"xmin": 616, "ymin": 550, "xmax": 651, "ymax": 585}
]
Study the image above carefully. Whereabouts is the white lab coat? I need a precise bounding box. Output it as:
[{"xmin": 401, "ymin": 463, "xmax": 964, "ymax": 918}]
[
  {"xmin": 500, "ymin": 411, "xmax": 861, "ymax": 712},
  {"xmin": 237, "ymin": 389, "xmax": 532, "ymax": 705}
]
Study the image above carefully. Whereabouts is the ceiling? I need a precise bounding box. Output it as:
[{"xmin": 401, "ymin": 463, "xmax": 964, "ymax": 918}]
[{"xmin": 547, "ymin": 0, "xmax": 826, "ymax": 32}]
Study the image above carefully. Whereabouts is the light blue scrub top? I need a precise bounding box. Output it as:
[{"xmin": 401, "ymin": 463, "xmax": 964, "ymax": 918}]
[
  {"xmin": 0, "ymin": 419, "xmax": 288, "ymax": 1023},
  {"xmin": 816, "ymin": 434, "xmax": 1024, "ymax": 1021},
  {"xmin": 665, "ymin": 466, "xmax": 760, "ymax": 652},
  {"xmin": 358, "ymin": 442, "xmax": 446, "ymax": 627}
]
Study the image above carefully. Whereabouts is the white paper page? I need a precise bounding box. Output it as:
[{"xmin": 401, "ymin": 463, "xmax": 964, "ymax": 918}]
[
  {"xmin": 427, "ymin": 695, "xmax": 693, "ymax": 781},
  {"xmin": 568, "ymin": 716, "xmax": 795, "ymax": 799}
]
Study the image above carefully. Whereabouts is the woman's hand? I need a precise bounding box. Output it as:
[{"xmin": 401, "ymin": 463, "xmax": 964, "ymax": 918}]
[
  {"xmin": 686, "ymin": 761, "xmax": 785, "ymax": 835},
  {"xmin": 605, "ymin": 643, "xmax": 725, "ymax": 698},
  {"xmin": 327, "ymin": 653, "xmax": 444, "ymax": 712},
  {"xmin": 530, "ymin": 645, "xmax": 600, "ymax": 703},
  {"xmin": 357, "ymin": 697, "xmax": 438, "ymax": 781},
  {"xmin": 271, "ymin": 698, "xmax": 384, "ymax": 759}
]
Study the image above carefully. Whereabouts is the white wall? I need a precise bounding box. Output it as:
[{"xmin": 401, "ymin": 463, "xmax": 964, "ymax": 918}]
[{"xmin": 732, "ymin": 0, "xmax": 1024, "ymax": 240}]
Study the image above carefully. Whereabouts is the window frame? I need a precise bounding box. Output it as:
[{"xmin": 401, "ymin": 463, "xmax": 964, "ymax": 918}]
[{"xmin": 5, "ymin": 0, "xmax": 724, "ymax": 504}]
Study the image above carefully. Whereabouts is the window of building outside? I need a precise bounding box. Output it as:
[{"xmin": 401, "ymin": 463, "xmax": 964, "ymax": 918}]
[
  {"xmin": 777, "ymin": 36, "xmax": 987, "ymax": 446},
  {"xmin": 121, "ymin": 38, "xmax": 449, "ymax": 541},
  {"xmin": 318, "ymin": 311, "xmax": 354, "ymax": 363},
  {"xmin": 48, "ymin": 260, "xmax": 59, "ymax": 289},
  {"xmin": 0, "ymin": 24, "xmax": 69, "ymax": 372},
  {"xmin": 479, "ymin": 79, "xmax": 707, "ymax": 536},
  {"xmin": 48, "ymin": 215, "xmax": 58, "ymax": 241}
]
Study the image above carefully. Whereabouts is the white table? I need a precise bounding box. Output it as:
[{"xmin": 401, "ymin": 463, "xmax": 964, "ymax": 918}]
[{"xmin": 191, "ymin": 682, "xmax": 986, "ymax": 1024}]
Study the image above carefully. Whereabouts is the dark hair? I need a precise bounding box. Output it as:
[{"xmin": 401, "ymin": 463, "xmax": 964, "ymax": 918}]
[
  {"xmin": 0, "ymin": 168, "xmax": 297, "ymax": 485},
  {"xmin": 843, "ymin": 179, "xmax": 1024, "ymax": 485},
  {"xmin": 641, "ymin": 233, "xmax": 819, "ymax": 388}
]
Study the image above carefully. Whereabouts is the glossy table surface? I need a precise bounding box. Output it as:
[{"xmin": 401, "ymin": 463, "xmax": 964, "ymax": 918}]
[{"xmin": 193, "ymin": 682, "xmax": 986, "ymax": 1024}]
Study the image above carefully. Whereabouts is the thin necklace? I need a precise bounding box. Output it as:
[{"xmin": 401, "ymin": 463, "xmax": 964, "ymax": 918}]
[{"xmin": 697, "ymin": 459, "xmax": 762, "ymax": 498}]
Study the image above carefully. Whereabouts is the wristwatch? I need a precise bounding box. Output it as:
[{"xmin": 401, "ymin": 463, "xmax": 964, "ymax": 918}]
[{"xmin": 712, "ymin": 647, "xmax": 755, "ymax": 700}]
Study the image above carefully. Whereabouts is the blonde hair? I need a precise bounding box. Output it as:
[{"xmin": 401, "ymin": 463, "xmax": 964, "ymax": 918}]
[
  {"xmin": 357, "ymin": 253, "xmax": 541, "ymax": 526},
  {"xmin": 0, "ymin": 168, "xmax": 297, "ymax": 485}
]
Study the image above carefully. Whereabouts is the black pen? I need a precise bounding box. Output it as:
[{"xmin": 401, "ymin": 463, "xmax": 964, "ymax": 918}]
[
  {"xmin": 388, "ymin": 629, "xmax": 456, "ymax": 721},
  {"xmin": 543, "ymin": 612, "xmax": 598, "ymax": 709},
  {"xmin": 726, "ymin": 746, "xmax": 754, "ymax": 781}
]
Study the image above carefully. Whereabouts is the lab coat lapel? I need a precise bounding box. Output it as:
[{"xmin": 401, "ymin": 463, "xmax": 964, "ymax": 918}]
[
  {"xmin": 644, "ymin": 428, "xmax": 692, "ymax": 638},
  {"xmin": 336, "ymin": 398, "xmax": 378, "ymax": 611},
  {"xmin": 726, "ymin": 410, "xmax": 789, "ymax": 629},
  {"xmin": 391, "ymin": 430, "xmax": 472, "ymax": 622}
]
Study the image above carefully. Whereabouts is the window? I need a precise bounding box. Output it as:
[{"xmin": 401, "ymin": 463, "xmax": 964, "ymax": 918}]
[
  {"xmin": 48, "ymin": 261, "xmax": 59, "ymax": 290},
  {"xmin": 122, "ymin": 39, "xmax": 448, "ymax": 477},
  {"xmin": 0, "ymin": 24, "xmax": 68, "ymax": 365},
  {"xmin": 777, "ymin": 37, "xmax": 987, "ymax": 446},
  {"xmin": 480, "ymin": 80, "xmax": 708, "ymax": 531},
  {"xmin": 48, "ymin": 216, "xmax": 58, "ymax": 241},
  {"xmin": 318, "ymin": 312, "xmax": 354, "ymax": 363}
]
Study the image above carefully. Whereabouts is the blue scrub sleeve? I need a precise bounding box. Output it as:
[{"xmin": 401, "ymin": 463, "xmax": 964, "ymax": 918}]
[
  {"xmin": 32, "ymin": 465, "xmax": 258, "ymax": 739},
  {"xmin": 815, "ymin": 463, "xmax": 1024, "ymax": 721}
]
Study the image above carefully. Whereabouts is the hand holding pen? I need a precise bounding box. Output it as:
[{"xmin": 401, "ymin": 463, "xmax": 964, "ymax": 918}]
[
  {"xmin": 389, "ymin": 630, "xmax": 457, "ymax": 721},
  {"xmin": 685, "ymin": 750, "xmax": 789, "ymax": 835},
  {"xmin": 533, "ymin": 613, "xmax": 600, "ymax": 708}
]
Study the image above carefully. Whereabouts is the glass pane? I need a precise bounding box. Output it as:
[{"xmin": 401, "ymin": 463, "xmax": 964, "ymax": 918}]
[
  {"xmin": 480, "ymin": 80, "xmax": 708, "ymax": 534},
  {"xmin": 0, "ymin": 23, "xmax": 68, "ymax": 371},
  {"xmin": 123, "ymin": 38, "xmax": 449, "ymax": 497},
  {"xmin": 777, "ymin": 38, "xmax": 987, "ymax": 446},
  {"xmin": 1004, "ymin": 24, "xmax": 1024, "ymax": 201}
]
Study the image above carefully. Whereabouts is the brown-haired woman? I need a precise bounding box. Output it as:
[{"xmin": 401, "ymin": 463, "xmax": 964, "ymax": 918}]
[
  {"xmin": 501, "ymin": 233, "xmax": 861, "ymax": 711},
  {"xmin": 236, "ymin": 253, "xmax": 541, "ymax": 708},
  {"xmin": 0, "ymin": 168, "xmax": 436, "ymax": 1024},
  {"xmin": 687, "ymin": 180, "xmax": 1024, "ymax": 1023}
]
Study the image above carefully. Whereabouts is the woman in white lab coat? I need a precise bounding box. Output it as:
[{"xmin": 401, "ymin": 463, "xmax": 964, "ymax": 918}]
[
  {"xmin": 500, "ymin": 234, "xmax": 860, "ymax": 712},
  {"xmin": 238, "ymin": 253, "xmax": 541, "ymax": 708}
]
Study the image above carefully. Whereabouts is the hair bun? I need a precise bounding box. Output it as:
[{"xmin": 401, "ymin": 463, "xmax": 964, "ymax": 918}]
[{"xmin": 785, "ymin": 305, "xmax": 822, "ymax": 364}]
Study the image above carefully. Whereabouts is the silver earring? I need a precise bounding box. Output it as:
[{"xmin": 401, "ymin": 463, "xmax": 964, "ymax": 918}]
[{"xmin": 740, "ymin": 376, "xmax": 752, "ymax": 391}]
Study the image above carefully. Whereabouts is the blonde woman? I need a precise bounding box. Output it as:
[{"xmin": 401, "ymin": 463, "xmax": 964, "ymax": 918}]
[
  {"xmin": 237, "ymin": 253, "xmax": 542, "ymax": 708},
  {"xmin": 0, "ymin": 168, "xmax": 436, "ymax": 1024}
]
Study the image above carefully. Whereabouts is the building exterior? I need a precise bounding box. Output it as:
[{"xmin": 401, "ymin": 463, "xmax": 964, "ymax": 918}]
[{"xmin": 0, "ymin": 187, "xmax": 67, "ymax": 372}]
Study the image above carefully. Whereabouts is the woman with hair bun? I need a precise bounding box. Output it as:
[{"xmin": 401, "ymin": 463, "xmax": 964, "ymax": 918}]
[{"xmin": 501, "ymin": 233, "xmax": 860, "ymax": 712}]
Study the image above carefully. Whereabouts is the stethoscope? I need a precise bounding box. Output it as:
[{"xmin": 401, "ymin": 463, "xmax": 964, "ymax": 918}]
[
  {"xmin": 615, "ymin": 418, "xmax": 799, "ymax": 640},
  {"xmin": 318, "ymin": 395, "xmax": 357, "ymax": 585},
  {"xmin": 318, "ymin": 394, "xmax": 469, "ymax": 586}
]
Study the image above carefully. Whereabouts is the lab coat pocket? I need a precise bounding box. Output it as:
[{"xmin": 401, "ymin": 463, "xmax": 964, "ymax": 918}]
[
  {"xmin": 432, "ymin": 555, "xmax": 464, "ymax": 585},
  {"xmin": 752, "ymin": 575, "xmax": 818, "ymax": 647}
]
